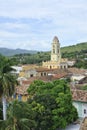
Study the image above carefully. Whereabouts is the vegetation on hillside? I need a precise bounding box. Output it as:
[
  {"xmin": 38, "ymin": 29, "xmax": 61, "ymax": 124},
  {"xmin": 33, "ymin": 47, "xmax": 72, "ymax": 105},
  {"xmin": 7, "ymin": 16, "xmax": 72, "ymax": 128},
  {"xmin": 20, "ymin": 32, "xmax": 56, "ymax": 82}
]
[
  {"xmin": 61, "ymin": 42, "xmax": 87, "ymax": 53},
  {"xmin": 0, "ymin": 42, "xmax": 87, "ymax": 69},
  {"xmin": 10, "ymin": 43, "xmax": 87, "ymax": 68},
  {"xmin": 74, "ymin": 59, "xmax": 87, "ymax": 69},
  {"xmin": 0, "ymin": 42, "xmax": 87, "ymax": 56},
  {"xmin": 10, "ymin": 52, "xmax": 50, "ymax": 65}
]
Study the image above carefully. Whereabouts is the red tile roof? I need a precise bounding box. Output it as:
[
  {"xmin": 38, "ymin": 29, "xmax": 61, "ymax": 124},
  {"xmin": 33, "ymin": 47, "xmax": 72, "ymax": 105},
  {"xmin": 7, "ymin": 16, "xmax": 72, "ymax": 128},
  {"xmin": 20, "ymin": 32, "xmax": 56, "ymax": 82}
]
[
  {"xmin": 16, "ymin": 86, "xmax": 29, "ymax": 95},
  {"xmin": 71, "ymin": 89, "xmax": 87, "ymax": 102},
  {"xmin": 22, "ymin": 80, "xmax": 31, "ymax": 85},
  {"xmin": 16, "ymin": 73, "xmax": 68, "ymax": 95},
  {"xmin": 68, "ymin": 68, "xmax": 86, "ymax": 75},
  {"xmin": 53, "ymin": 73, "xmax": 67, "ymax": 78},
  {"xmin": 36, "ymin": 67, "xmax": 50, "ymax": 72}
]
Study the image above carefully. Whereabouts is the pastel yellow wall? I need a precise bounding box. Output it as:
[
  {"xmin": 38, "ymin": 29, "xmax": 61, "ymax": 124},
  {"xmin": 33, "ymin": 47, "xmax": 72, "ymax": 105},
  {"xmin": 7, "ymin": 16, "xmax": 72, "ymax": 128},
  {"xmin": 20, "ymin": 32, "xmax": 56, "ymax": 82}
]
[
  {"xmin": 42, "ymin": 61, "xmax": 60, "ymax": 69},
  {"xmin": 16, "ymin": 95, "xmax": 29, "ymax": 102},
  {"xmin": 19, "ymin": 71, "xmax": 25, "ymax": 77},
  {"xmin": 22, "ymin": 95, "xmax": 29, "ymax": 102}
]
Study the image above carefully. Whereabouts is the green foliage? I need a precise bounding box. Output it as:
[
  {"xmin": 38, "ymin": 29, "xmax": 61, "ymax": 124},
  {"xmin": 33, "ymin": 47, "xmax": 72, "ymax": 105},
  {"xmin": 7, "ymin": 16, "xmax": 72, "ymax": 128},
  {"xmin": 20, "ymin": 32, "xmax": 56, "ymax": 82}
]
[
  {"xmin": 0, "ymin": 79, "xmax": 78, "ymax": 130},
  {"xmin": 74, "ymin": 59, "xmax": 87, "ymax": 69},
  {"xmin": 9, "ymin": 42, "xmax": 87, "ymax": 68},
  {"xmin": 78, "ymin": 85, "xmax": 87, "ymax": 90},
  {"xmin": 0, "ymin": 100, "xmax": 36, "ymax": 130},
  {"xmin": 0, "ymin": 55, "xmax": 18, "ymax": 121},
  {"xmin": 28, "ymin": 79, "xmax": 78, "ymax": 130},
  {"xmin": 61, "ymin": 42, "xmax": 87, "ymax": 53},
  {"xmin": 0, "ymin": 55, "xmax": 18, "ymax": 97},
  {"xmin": 11, "ymin": 51, "xmax": 50, "ymax": 65}
]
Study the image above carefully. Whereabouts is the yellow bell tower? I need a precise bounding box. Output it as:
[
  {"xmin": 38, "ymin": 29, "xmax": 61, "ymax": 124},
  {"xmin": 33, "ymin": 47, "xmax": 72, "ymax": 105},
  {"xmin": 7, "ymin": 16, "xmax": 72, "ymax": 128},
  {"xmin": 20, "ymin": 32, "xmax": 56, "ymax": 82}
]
[
  {"xmin": 42, "ymin": 36, "xmax": 68, "ymax": 69},
  {"xmin": 51, "ymin": 36, "xmax": 61, "ymax": 62}
]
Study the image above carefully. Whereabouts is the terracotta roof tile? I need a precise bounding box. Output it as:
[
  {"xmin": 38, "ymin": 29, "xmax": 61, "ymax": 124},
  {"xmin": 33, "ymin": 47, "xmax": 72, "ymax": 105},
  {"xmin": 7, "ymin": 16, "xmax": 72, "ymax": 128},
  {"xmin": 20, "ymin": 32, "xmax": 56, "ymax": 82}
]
[
  {"xmin": 68, "ymin": 68, "xmax": 86, "ymax": 75},
  {"xmin": 36, "ymin": 67, "xmax": 50, "ymax": 72},
  {"xmin": 22, "ymin": 80, "xmax": 31, "ymax": 85},
  {"xmin": 71, "ymin": 89, "xmax": 87, "ymax": 102},
  {"xmin": 16, "ymin": 86, "xmax": 29, "ymax": 95}
]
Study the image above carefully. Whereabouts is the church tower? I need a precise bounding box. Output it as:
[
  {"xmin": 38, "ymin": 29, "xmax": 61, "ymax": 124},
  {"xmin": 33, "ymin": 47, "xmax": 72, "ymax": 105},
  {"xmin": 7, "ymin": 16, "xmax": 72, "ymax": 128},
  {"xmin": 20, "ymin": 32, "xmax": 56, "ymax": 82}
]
[
  {"xmin": 42, "ymin": 36, "xmax": 67, "ymax": 69},
  {"xmin": 51, "ymin": 36, "xmax": 61, "ymax": 62}
]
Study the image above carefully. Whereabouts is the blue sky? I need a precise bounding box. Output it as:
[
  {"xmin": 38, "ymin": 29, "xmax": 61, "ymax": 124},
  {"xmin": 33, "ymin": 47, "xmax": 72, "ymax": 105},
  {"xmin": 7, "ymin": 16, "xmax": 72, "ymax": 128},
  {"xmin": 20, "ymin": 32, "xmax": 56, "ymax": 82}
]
[{"xmin": 0, "ymin": 0, "xmax": 87, "ymax": 51}]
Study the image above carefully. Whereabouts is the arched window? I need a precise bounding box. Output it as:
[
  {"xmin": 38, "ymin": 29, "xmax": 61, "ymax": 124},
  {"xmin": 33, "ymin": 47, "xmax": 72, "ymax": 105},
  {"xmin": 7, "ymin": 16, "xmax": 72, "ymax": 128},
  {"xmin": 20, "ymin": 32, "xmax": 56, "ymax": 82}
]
[
  {"xmin": 53, "ymin": 45, "xmax": 55, "ymax": 53},
  {"xmin": 41, "ymin": 72, "xmax": 43, "ymax": 76},
  {"xmin": 58, "ymin": 49, "xmax": 59, "ymax": 53},
  {"xmin": 53, "ymin": 49, "xmax": 55, "ymax": 53}
]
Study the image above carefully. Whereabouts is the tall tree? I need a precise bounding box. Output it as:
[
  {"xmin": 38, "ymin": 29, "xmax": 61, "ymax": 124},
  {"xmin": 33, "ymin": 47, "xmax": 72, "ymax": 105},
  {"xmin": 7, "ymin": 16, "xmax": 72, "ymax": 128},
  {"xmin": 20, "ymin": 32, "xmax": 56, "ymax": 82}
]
[
  {"xmin": 0, "ymin": 100, "xmax": 36, "ymax": 130},
  {"xmin": 0, "ymin": 55, "xmax": 18, "ymax": 120},
  {"xmin": 28, "ymin": 79, "xmax": 78, "ymax": 129}
]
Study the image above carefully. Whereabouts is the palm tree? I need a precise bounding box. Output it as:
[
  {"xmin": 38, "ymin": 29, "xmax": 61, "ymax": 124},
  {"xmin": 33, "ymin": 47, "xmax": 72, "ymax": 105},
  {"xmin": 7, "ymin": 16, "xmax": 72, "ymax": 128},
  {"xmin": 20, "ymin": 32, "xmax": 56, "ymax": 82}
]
[
  {"xmin": 0, "ymin": 56, "xmax": 18, "ymax": 120},
  {"xmin": 0, "ymin": 100, "xmax": 36, "ymax": 130}
]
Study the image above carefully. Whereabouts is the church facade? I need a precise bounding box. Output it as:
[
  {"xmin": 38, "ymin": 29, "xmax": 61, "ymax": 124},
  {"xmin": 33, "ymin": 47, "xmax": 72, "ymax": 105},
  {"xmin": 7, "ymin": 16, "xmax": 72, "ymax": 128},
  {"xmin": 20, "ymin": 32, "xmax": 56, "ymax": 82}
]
[{"xmin": 42, "ymin": 36, "xmax": 68, "ymax": 69}]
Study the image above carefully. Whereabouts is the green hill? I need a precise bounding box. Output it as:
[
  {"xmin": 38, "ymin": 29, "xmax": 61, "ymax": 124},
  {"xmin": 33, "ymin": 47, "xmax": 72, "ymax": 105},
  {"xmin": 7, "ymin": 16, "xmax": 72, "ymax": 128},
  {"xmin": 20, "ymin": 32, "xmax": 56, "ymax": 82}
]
[
  {"xmin": 0, "ymin": 42, "xmax": 87, "ymax": 56},
  {"xmin": 61, "ymin": 42, "xmax": 87, "ymax": 53},
  {"xmin": 8, "ymin": 42, "xmax": 87, "ymax": 65}
]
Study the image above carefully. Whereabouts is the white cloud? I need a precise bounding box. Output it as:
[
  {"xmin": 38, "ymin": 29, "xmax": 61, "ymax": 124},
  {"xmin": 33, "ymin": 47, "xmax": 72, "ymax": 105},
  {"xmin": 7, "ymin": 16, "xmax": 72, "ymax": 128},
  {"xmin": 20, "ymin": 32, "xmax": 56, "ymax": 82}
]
[
  {"xmin": 0, "ymin": 0, "xmax": 87, "ymax": 19},
  {"xmin": 0, "ymin": 39, "xmax": 50, "ymax": 51},
  {"xmin": 0, "ymin": 0, "xmax": 87, "ymax": 50}
]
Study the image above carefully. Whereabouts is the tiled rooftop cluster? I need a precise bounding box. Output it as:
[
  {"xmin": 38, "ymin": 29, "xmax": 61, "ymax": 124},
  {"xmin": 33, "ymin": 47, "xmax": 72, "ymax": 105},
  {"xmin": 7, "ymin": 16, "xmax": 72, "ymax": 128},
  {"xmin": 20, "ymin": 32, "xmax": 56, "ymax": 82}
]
[
  {"xmin": 68, "ymin": 68, "xmax": 87, "ymax": 75},
  {"xmin": 16, "ymin": 70, "xmax": 68, "ymax": 95},
  {"xmin": 71, "ymin": 89, "xmax": 87, "ymax": 102}
]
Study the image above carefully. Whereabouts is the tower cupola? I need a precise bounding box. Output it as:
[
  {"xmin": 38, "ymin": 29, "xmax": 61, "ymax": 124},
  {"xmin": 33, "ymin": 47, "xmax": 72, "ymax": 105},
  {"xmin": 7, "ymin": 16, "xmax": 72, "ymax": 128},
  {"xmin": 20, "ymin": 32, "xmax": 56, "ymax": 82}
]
[{"xmin": 53, "ymin": 36, "xmax": 59, "ymax": 43}]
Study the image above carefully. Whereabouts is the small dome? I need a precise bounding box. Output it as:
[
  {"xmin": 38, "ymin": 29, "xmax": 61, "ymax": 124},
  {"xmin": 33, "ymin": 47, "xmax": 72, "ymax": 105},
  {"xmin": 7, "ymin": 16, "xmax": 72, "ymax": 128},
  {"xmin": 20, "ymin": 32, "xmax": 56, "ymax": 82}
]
[{"xmin": 53, "ymin": 36, "xmax": 59, "ymax": 43}]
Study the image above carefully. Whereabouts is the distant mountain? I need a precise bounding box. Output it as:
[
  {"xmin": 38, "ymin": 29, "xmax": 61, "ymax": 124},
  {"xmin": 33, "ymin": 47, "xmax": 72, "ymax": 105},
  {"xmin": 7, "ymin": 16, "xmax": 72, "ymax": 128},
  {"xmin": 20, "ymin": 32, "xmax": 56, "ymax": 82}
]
[
  {"xmin": 61, "ymin": 42, "xmax": 87, "ymax": 53},
  {"xmin": 0, "ymin": 42, "xmax": 87, "ymax": 56},
  {"xmin": 0, "ymin": 48, "xmax": 37, "ymax": 56}
]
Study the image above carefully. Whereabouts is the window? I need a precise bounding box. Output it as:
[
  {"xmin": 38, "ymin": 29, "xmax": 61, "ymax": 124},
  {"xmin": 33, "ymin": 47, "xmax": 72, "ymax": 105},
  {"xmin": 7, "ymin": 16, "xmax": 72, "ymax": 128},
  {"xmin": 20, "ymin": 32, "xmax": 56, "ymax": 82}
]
[
  {"xmin": 60, "ymin": 66, "xmax": 62, "ymax": 69},
  {"xmin": 84, "ymin": 109, "xmax": 86, "ymax": 114},
  {"xmin": 44, "ymin": 72, "xmax": 46, "ymax": 76},
  {"xmin": 58, "ymin": 49, "xmax": 59, "ymax": 53},
  {"xmin": 41, "ymin": 72, "xmax": 43, "ymax": 76},
  {"xmin": 53, "ymin": 45, "xmax": 55, "ymax": 53},
  {"xmin": 64, "ymin": 66, "xmax": 66, "ymax": 69},
  {"xmin": 30, "ymin": 74, "xmax": 33, "ymax": 77},
  {"xmin": 53, "ymin": 49, "xmax": 55, "ymax": 53}
]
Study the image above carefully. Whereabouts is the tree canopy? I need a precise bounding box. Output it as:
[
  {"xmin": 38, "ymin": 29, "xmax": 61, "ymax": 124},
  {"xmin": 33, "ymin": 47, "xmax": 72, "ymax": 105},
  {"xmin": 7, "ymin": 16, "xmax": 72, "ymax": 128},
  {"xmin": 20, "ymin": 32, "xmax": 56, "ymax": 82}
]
[
  {"xmin": 0, "ymin": 100, "xmax": 36, "ymax": 130},
  {"xmin": 0, "ymin": 54, "xmax": 18, "ymax": 120},
  {"xmin": 27, "ymin": 79, "xmax": 78, "ymax": 130},
  {"xmin": 0, "ymin": 54, "xmax": 18, "ymax": 97}
]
